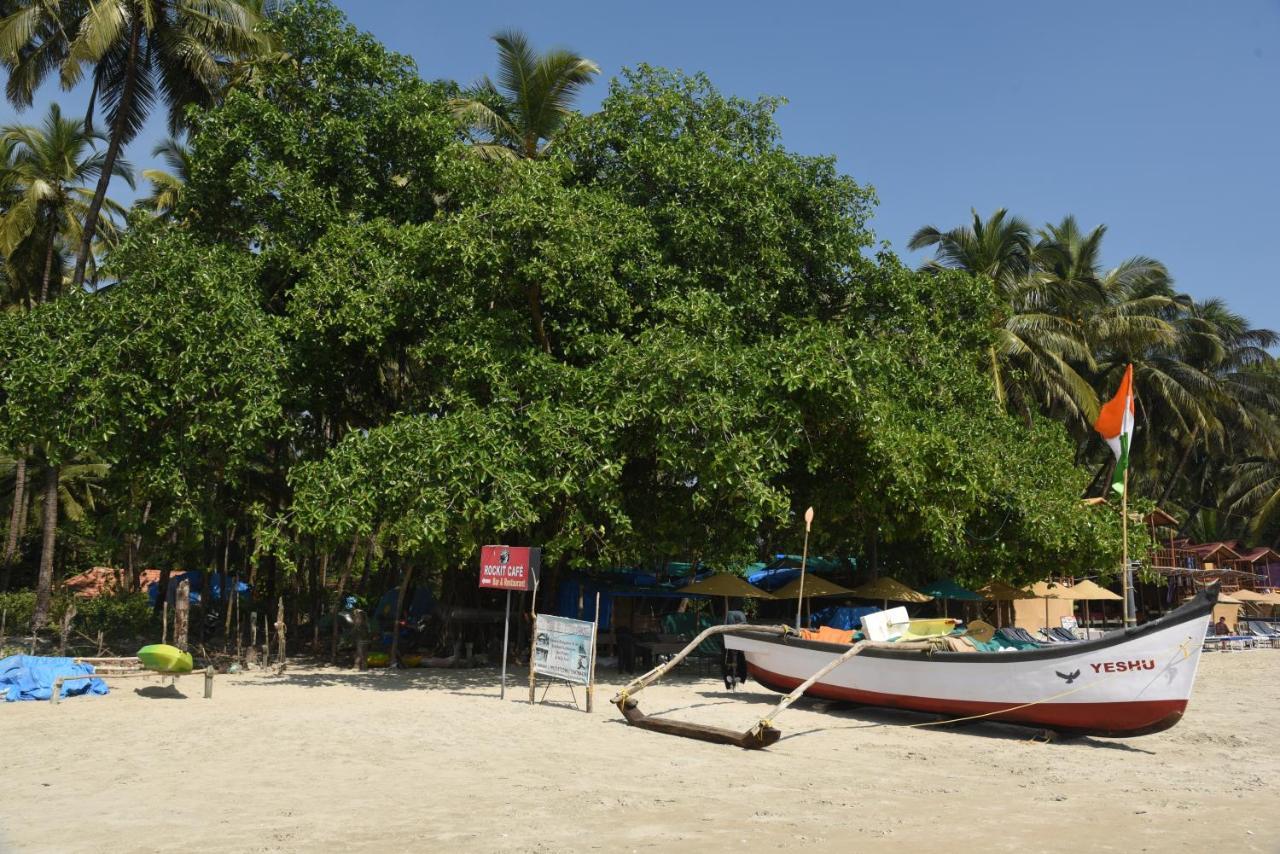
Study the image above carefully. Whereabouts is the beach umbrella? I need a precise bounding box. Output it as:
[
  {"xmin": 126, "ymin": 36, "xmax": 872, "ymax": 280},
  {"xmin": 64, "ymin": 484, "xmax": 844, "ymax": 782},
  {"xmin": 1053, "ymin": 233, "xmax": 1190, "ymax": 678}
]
[
  {"xmin": 848, "ymin": 577, "xmax": 933, "ymax": 611},
  {"xmin": 681, "ymin": 573, "xmax": 775, "ymax": 635},
  {"xmin": 773, "ymin": 574, "xmax": 852, "ymax": 629},
  {"xmin": 917, "ymin": 579, "xmax": 983, "ymax": 601},
  {"xmin": 1230, "ymin": 589, "xmax": 1270, "ymax": 603},
  {"xmin": 979, "ymin": 580, "xmax": 1035, "ymax": 600},
  {"xmin": 917, "ymin": 578, "xmax": 982, "ymax": 617},
  {"xmin": 979, "ymin": 580, "xmax": 1034, "ymax": 627},
  {"xmin": 1025, "ymin": 581, "xmax": 1078, "ymax": 632},
  {"xmin": 1065, "ymin": 579, "xmax": 1122, "ymax": 628}
]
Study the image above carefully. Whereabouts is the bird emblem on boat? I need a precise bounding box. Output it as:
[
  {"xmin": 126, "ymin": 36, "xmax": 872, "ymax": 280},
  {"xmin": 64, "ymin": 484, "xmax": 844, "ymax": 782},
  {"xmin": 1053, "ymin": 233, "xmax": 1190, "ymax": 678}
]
[{"xmin": 1056, "ymin": 669, "xmax": 1081, "ymax": 684}]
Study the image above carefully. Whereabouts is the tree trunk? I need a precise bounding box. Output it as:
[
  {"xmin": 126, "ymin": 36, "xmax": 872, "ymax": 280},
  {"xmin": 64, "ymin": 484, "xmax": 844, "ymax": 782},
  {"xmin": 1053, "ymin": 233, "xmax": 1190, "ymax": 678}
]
[
  {"xmin": 32, "ymin": 463, "xmax": 59, "ymax": 631},
  {"xmin": 527, "ymin": 283, "xmax": 552, "ymax": 354},
  {"xmin": 388, "ymin": 563, "xmax": 415, "ymax": 666},
  {"xmin": 1158, "ymin": 428, "xmax": 1198, "ymax": 508},
  {"xmin": 2, "ymin": 456, "xmax": 27, "ymax": 590},
  {"xmin": 330, "ymin": 538, "xmax": 359, "ymax": 662},
  {"xmin": 70, "ymin": 17, "xmax": 142, "ymax": 292},
  {"xmin": 39, "ymin": 236, "xmax": 56, "ymax": 304}
]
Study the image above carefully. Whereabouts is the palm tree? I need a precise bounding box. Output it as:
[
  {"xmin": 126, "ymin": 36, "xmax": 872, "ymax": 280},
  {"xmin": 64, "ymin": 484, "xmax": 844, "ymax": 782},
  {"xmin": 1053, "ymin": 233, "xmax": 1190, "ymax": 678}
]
[
  {"xmin": 138, "ymin": 136, "xmax": 189, "ymax": 218},
  {"xmin": 1, "ymin": 103, "xmax": 134, "ymax": 302},
  {"xmin": 451, "ymin": 29, "xmax": 599, "ymax": 161},
  {"xmin": 0, "ymin": 0, "xmax": 265, "ymax": 291},
  {"xmin": 909, "ymin": 209, "xmax": 1094, "ymax": 419}
]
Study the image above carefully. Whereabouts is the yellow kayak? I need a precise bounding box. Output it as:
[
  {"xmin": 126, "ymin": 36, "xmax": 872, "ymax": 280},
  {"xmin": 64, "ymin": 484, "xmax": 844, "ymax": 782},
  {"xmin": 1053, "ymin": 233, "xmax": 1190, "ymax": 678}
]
[{"xmin": 137, "ymin": 644, "xmax": 194, "ymax": 674}]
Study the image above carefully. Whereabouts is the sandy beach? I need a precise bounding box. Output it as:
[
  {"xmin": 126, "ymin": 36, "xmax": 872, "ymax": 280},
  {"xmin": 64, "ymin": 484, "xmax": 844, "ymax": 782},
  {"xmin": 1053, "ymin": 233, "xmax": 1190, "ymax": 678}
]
[{"xmin": 1, "ymin": 651, "xmax": 1277, "ymax": 854}]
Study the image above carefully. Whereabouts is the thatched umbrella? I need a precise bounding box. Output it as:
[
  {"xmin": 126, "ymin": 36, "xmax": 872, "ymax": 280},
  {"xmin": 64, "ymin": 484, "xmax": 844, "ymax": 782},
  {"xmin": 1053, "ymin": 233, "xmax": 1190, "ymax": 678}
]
[
  {"xmin": 1024, "ymin": 581, "xmax": 1079, "ymax": 632},
  {"xmin": 978, "ymin": 580, "xmax": 1034, "ymax": 627},
  {"xmin": 771, "ymin": 576, "xmax": 853, "ymax": 629},
  {"xmin": 681, "ymin": 573, "xmax": 775, "ymax": 622},
  {"xmin": 848, "ymin": 577, "xmax": 933, "ymax": 611},
  {"xmin": 1065, "ymin": 579, "xmax": 1122, "ymax": 629}
]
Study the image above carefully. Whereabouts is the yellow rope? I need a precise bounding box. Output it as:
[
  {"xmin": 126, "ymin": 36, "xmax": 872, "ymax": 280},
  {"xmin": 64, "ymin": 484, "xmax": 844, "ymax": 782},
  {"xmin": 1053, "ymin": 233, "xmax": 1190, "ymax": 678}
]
[{"xmin": 895, "ymin": 634, "xmax": 1196, "ymax": 730}]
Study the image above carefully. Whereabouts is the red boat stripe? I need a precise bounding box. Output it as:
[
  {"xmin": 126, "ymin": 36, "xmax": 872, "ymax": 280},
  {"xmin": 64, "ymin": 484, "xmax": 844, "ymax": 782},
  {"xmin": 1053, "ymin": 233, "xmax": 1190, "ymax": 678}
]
[{"xmin": 747, "ymin": 663, "xmax": 1187, "ymax": 736}]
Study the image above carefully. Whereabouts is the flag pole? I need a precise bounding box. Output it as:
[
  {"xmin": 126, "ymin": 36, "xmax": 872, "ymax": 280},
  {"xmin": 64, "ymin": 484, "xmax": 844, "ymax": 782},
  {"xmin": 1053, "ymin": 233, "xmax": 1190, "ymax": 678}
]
[
  {"xmin": 795, "ymin": 507, "xmax": 814, "ymax": 630},
  {"xmin": 1122, "ymin": 464, "xmax": 1134, "ymax": 626}
]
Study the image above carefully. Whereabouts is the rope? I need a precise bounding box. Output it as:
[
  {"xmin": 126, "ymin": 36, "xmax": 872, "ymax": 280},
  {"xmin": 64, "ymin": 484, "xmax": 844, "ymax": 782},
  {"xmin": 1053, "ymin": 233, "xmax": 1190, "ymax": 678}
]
[{"xmin": 892, "ymin": 634, "xmax": 1197, "ymax": 730}]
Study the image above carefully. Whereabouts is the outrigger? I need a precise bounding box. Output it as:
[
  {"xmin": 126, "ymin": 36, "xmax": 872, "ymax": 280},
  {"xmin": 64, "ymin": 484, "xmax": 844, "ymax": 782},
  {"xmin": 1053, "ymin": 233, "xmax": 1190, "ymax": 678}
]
[{"xmin": 612, "ymin": 585, "xmax": 1217, "ymax": 748}]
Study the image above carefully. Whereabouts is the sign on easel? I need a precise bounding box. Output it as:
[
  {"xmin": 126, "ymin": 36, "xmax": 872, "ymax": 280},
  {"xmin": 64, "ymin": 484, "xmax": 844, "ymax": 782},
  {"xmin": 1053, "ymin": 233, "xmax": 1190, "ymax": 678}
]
[
  {"xmin": 480, "ymin": 545, "xmax": 540, "ymax": 700},
  {"xmin": 530, "ymin": 594, "xmax": 600, "ymax": 712}
]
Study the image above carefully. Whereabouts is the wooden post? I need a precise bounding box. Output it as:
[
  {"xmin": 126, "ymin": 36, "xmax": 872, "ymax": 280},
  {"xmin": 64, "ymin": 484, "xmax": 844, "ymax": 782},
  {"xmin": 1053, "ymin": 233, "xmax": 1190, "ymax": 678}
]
[
  {"xmin": 174, "ymin": 580, "xmax": 191, "ymax": 652},
  {"xmin": 162, "ymin": 599, "xmax": 168, "ymax": 645},
  {"xmin": 57, "ymin": 602, "xmax": 76, "ymax": 656},
  {"xmin": 586, "ymin": 592, "xmax": 601, "ymax": 713},
  {"xmin": 499, "ymin": 589, "xmax": 512, "ymax": 700},
  {"xmin": 1, "ymin": 608, "xmax": 7, "ymax": 645},
  {"xmin": 275, "ymin": 596, "xmax": 286, "ymax": 670},
  {"xmin": 96, "ymin": 630, "xmax": 104, "ymax": 656},
  {"xmin": 204, "ymin": 666, "xmax": 214, "ymax": 699},
  {"xmin": 528, "ymin": 577, "xmax": 539, "ymax": 704},
  {"xmin": 249, "ymin": 610, "xmax": 258, "ymax": 665},
  {"xmin": 352, "ymin": 609, "xmax": 368, "ymax": 670}
]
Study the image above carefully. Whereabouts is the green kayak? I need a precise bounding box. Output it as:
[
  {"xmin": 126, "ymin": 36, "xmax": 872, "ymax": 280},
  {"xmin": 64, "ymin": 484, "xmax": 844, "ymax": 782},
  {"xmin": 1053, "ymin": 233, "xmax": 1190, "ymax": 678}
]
[{"xmin": 137, "ymin": 644, "xmax": 194, "ymax": 674}]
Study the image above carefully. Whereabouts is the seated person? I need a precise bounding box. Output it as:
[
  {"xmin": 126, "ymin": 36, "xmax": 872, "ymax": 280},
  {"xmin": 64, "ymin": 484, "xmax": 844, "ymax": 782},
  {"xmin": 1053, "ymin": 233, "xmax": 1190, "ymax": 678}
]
[{"xmin": 1214, "ymin": 616, "xmax": 1231, "ymax": 636}]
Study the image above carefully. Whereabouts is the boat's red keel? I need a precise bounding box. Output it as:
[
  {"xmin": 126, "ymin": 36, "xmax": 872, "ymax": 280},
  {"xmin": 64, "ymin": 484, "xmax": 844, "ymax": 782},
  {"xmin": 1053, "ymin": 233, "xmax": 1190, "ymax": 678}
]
[{"xmin": 748, "ymin": 663, "xmax": 1187, "ymax": 738}]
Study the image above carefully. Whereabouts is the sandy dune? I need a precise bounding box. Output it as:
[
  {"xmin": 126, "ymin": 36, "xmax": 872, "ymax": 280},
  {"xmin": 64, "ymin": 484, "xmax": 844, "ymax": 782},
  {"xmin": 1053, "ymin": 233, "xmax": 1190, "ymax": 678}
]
[{"xmin": 1, "ymin": 650, "xmax": 1276, "ymax": 853}]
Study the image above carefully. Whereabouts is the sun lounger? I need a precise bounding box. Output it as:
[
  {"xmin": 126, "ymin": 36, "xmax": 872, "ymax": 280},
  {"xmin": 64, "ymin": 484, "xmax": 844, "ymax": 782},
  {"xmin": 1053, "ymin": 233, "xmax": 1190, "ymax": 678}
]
[{"xmin": 1048, "ymin": 627, "xmax": 1080, "ymax": 643}]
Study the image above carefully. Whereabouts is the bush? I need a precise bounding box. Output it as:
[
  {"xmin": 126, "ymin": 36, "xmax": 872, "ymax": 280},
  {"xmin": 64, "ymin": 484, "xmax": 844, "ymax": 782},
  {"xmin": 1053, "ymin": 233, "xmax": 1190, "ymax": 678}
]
[{"xmin": 0, "ymin": 589, "xmax": 155, "ymax": 640}]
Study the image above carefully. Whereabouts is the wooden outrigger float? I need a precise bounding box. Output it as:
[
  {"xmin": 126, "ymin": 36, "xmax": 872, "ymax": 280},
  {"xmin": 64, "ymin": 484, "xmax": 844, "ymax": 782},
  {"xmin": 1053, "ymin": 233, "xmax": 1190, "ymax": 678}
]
[
  {"xmin": 612, "ymin": 586, "xmax": 1217, "ymax": 749},
  {"xmin": 612, "ymin": 624, "xmax": 934, "ymax": 749}
]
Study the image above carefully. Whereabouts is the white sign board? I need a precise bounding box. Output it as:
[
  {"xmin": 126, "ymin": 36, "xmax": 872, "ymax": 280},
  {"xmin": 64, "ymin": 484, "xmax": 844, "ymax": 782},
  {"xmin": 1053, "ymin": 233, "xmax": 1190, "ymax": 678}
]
[
  {"xmin": 1060, "ymin": 616, "xmax": 1079, "ymax": 631},
  {"xmin": 533, "ymin": 614, "xmax": 595, "ymax": 685}
]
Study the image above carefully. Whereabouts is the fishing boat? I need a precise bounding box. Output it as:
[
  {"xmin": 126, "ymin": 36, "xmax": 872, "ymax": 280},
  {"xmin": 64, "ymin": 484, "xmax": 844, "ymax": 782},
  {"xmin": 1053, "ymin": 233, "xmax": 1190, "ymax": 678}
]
[{"xmin": 613, "ymin": 585, "xmax": 1216, "ymax": 748}]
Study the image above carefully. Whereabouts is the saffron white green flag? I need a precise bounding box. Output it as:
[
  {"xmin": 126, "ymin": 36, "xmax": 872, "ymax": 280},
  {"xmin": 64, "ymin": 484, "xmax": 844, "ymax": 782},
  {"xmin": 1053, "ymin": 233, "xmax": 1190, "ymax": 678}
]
[{"xmin": 1093, "ymin": 365, "xmax": 1135, "ymax": 496}]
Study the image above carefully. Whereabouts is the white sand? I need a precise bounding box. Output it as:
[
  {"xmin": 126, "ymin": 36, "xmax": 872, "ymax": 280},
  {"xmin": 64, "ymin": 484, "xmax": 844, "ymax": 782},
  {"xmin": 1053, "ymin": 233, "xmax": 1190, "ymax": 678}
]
[{"xmin": 1, "ymin": 651, "xmax": 1277, "ymax": 853}]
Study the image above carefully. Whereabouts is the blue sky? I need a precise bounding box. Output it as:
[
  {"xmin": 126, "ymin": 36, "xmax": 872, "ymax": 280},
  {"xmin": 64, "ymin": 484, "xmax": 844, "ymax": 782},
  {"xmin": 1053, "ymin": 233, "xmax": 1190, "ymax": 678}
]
[{"xmin": 7, "ymin": 1, "xmax": 1278, "ymax": 330}]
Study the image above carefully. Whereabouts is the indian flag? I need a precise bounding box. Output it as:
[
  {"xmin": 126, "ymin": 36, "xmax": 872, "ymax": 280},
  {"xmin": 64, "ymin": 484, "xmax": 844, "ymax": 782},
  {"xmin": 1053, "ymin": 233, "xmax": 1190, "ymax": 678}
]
[{"xmin": 1093, "ymin": 364, "xmax": 1135, "ymax": 496}]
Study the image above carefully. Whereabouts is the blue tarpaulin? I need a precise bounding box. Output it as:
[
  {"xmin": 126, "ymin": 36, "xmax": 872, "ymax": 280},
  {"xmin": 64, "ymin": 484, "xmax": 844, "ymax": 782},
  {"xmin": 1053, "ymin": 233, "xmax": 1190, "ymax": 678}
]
[
  {"xmin": 809, "ymin": 606, "xmax": 879, "ymax": 630},
  {"xmin": 147, "ymin": 571, "xmax": 250, "ymax": 607},
  {"xmin": 0, "ymin": 655, "xmax": 108, "ymax": 702}
]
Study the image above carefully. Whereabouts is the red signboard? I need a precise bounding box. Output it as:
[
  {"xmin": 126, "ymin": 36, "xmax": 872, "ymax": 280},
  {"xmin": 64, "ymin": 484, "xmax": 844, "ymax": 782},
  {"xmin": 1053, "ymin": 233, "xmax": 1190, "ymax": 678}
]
[{"xmin": 479, "ymin": 545, "xmax": 540, "ymax": 592}]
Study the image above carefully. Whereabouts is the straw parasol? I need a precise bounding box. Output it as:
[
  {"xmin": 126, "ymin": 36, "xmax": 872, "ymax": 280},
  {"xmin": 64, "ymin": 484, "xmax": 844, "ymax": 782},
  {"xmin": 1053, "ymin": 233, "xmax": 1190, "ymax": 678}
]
[
  {"xmin": 1229, "ymin": 589, "xmax": 1271, "ymax": 603},
  {"xmin": 771, "ymin": 576, "xmax": 853, "ymax": 599},
  {"xmin": 848, "ymin": 577, "xmax": 932, "ymax": 610},
  {"xmin": 1065, "ymin": 579, "xmax": 1122, "ymax": 627},
  {"xmin": 772, "ymin": 575, "xmax": 853, "ymax": 629},
  {"xmin": 1025, "ymin": 581, "xmax": 1078, "ymax": 631},
  {"xmin": 978, "ymin": 580, "xmax": 1034, "ymax": 627},
  {"xmin": 681, "ymin": 573, "xmax": 774, "ymax": 624},
  {"xmin": 979, "ymin": 580, "xmax": 1034, "ymax": 600}
]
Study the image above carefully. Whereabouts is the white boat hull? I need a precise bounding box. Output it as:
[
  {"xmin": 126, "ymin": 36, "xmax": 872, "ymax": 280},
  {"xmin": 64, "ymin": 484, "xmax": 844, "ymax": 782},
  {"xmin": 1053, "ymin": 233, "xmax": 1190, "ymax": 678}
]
[{"xmin": 725, "ymin": 588, "xmax": 1215, "ymax": 736}]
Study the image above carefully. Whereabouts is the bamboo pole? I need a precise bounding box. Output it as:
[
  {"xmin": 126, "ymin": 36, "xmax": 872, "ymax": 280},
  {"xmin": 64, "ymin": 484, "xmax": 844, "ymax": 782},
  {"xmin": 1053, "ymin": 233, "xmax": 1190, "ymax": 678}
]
[{"xmin": 1123, "ymin": 464, "xmax": 1133, "ymax": 626}]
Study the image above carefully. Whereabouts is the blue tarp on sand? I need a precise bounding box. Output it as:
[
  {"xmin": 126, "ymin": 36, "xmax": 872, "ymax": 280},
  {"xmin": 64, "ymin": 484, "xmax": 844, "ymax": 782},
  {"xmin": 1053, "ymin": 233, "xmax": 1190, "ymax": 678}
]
[{"xmin": 0, "ymin": 655, "xmax": 108, "ymax": 702}]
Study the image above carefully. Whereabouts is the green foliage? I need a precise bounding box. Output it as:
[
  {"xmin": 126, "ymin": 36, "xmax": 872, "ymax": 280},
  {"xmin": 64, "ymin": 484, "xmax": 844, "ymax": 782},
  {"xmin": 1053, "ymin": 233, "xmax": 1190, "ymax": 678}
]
[{"xmin": 0, "ymin": 589, "xmax": 154, "ymax": 639}]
